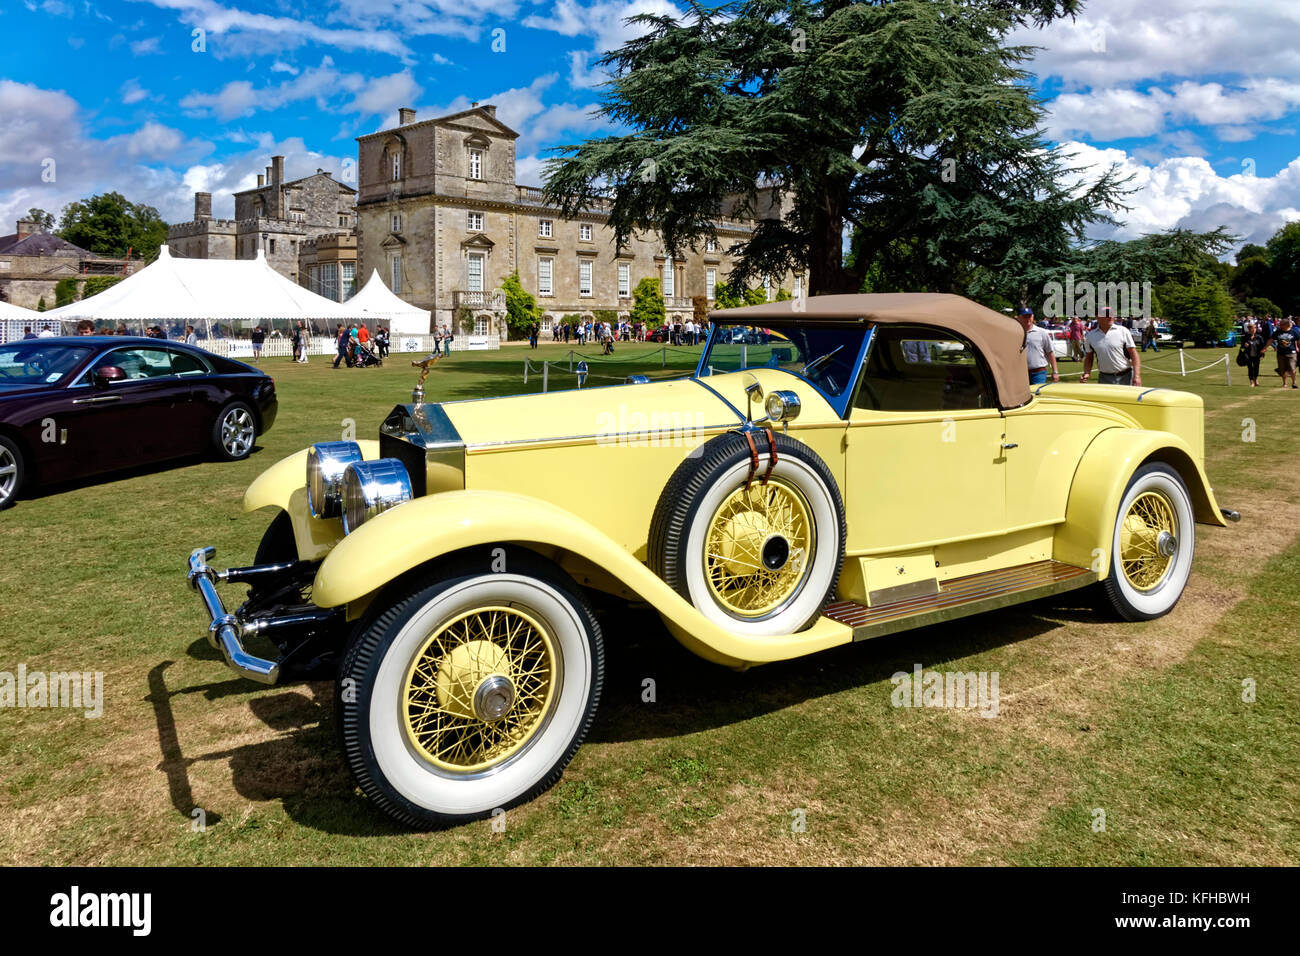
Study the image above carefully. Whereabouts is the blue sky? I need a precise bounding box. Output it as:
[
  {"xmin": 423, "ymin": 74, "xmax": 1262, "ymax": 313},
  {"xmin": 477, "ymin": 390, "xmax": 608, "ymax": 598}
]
[{"xmin": 3, "ymin": 0, "xmax": 1299, "ymax": 254}]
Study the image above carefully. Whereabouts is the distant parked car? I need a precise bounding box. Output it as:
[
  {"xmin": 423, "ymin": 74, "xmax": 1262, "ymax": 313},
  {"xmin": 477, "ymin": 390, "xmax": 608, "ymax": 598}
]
[{"xmin": 0, "ymin": 336, "xmax": 277, "ymax": 509}]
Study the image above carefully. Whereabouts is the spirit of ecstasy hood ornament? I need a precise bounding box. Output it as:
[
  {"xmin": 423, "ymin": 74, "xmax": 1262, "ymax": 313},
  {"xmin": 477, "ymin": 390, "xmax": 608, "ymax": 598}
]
[{"xmin": 410, "ymin": 352, "xmax": 441, "ymax": 405}]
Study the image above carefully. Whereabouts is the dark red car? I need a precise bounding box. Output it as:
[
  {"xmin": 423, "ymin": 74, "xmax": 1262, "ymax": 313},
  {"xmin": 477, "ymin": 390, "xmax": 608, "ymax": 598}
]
[{"xmin": 0, "ymin": 336, "xmax": 277, "ymax": 509}]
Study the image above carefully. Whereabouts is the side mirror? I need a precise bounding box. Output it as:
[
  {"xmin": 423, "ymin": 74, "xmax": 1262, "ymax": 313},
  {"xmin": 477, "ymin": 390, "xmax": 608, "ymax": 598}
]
[{"xmin": 92, "ymin": 366, "xmax": 125, "ymax": 388}]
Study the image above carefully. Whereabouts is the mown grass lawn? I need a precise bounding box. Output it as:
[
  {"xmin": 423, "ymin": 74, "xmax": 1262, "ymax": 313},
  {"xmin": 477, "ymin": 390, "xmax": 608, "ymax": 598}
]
[{"xmin": 0, "ymin": 342, "xmax": 1295, "ymax": 865}]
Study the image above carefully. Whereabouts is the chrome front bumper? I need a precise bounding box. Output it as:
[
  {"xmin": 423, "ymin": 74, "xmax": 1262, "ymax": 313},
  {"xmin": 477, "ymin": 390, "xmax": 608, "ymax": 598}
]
[{"xmin": 187, "ymin": 547, "xmax": 282, "ymax": 684}]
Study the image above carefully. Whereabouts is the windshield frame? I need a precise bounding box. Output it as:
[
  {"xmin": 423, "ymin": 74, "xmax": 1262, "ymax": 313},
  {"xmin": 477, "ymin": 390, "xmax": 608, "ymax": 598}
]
[{"xmin": 695, "ymin": 319, "xmax": 874, "ymax": 418}]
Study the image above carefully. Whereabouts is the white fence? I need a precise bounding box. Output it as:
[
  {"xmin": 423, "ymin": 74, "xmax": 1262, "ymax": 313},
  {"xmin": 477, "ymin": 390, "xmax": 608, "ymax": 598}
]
[
  {"xmin": 0, "ymin": 320, "xmax": 500, "ymax": 358},
  {"xmin": 202, "ymin": 334, "xmax": 499, "ymax": 359}
]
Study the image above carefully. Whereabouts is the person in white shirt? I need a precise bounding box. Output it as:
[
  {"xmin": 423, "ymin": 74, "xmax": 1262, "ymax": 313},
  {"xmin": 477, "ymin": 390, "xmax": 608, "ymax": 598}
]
[
  {"xmin": 1080, "ymin": 310, "xmax": 1141, "ymax": 386},
  {"xmin": 1018, "ymin": 307, "xmax": 1059, "ymax": 385},
  {"xmin": 37, "ymin": 324, "xmax": 55, "ymax": 338}
]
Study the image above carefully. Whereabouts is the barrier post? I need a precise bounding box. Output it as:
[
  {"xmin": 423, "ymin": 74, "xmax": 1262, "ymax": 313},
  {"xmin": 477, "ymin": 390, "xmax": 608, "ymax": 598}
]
[
  {"xmin": 662, "ymin": 346, "xmax": 666, "ymax": 368},
  {"xmin": 523, "ymin": 359, "xmax": 529, "ymax": 385},
  {"xmin": 1224, "ymin": 355, "xmax": 1230, "ymax": 387},
  {"xmin": 1179, "ymin": 348, "xmax": 1186, "ymax": 376},
  {"xmin": 569, "ymin": 350, "xmax": 574, "ymax": 372},
  {"xmin": 543, "ymin": 362, "xmax": 549, "ymax": 393}
]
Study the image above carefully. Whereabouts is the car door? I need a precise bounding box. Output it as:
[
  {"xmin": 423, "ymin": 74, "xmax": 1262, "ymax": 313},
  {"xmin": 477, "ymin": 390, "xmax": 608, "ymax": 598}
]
[
  {"xmin": 69, "ymin": 346, "xmax": 200, "ymax": 470},
  {"xmin": 844, "ymin": 325, "xmax": 1008, "ymax": 557}
]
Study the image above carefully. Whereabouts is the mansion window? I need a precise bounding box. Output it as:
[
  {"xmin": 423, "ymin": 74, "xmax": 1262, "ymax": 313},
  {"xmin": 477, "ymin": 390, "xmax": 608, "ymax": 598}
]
[
  {"xmin": 342, "ymin": 262, "xmax": 356, "ymax": 300},
  {"xmin": 268, "ymin": 239, "xmax": 276, "ymax": 254},
  {"xmin": 579, "ymin": 260, "xmax": 593, "ymax": 297},
  {"xmin": 538, "ymin": 257, "xmax": 553, "ymax": 296},
  {"xmin": 467, "ymin": 252, "xmax": 485, "ymax": 293},
  {"xmin": 763, "ymin": 276, "xmax": 772, "ymax": 301},
  {"xmin": 391, "ymin": 153, "xmax": 402, "ymax": 182},
  {"xmin": 794, "ymin": 275, "xmax": 803, "ymax": 299},
  {"xmin": 705, "ymin": 238, "xmax": 718, "ymax": 253},
  {"xmin": 392, "ymin": 213, "xmax": 402, "ymax": 233},
  {"xmin": 538, "ymin": 219, "xmax": 553, "ymax": 238},
  {"xmin": 467, "ymin": 211, "xmax": 483, "ymax": 231},
  {"xmin": 617, "ymin": 262, "xmax": 630, "ymax": 298},
  {"xmin": 706, "ymin": 268, "xmax": 716, "ymax": 300},
  {"xmin": 468, "ymin": 148, "xmax": 483, "ymax": 180},
  {"xmin": 579, "ymin": 223, "xmax": 592, "ymax": 241},
  {"xmin": 390, "ymin": 254, "xmax": 403, "ymax": 294},
  {"xmin": 662, "ymin": 258, "xmax": 674, "ymax": 298},
  {"xmin": 475, "ymin": 315, "xmax": 490, "ymax": 336}
]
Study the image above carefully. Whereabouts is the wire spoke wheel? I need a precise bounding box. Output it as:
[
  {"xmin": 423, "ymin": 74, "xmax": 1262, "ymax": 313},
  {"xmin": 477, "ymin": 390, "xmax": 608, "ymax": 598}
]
[
  {"xmin": 403, "ymin": 606, "xmax": 557, "ymax": 774},
  {"xmin": 1120, "ymin": 490, "xmax": 1177, "ymax": 592},
  {"xmin": 702, "ymin": 478, "xmax": 814, "ymax": 617}
]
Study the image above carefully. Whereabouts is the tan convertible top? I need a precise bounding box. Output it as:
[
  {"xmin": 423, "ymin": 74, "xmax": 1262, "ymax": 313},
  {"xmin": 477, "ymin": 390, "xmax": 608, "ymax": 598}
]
[{"xmin": 709, "ymin": 292, "xmax": 1031, "ymax": 409}]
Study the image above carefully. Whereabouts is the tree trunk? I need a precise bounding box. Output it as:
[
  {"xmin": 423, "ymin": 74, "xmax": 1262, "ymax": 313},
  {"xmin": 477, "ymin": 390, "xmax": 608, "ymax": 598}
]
[{"xmin": 807, "ymin": 185, "xmax": 858, "ymax": 295}]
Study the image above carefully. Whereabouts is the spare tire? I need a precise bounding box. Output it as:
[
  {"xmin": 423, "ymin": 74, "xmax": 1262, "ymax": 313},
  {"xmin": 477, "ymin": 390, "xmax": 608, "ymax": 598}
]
[{"xmin": 649, "ymin": 431, "xmax": 846, "ymax": 636}]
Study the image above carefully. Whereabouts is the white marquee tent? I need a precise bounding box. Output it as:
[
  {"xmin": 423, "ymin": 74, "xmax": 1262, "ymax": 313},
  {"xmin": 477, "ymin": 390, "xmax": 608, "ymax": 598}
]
[
  {"xmin": 44, "ymin": 246, "xmax": 361, "ymax": 335},
  {"xmin": 347, "ymin": 269, "xmax": 431, "ymax": 335},
  {"xmin": 0, "ymin": 299, "xmax": 42, "ymax": 344}
]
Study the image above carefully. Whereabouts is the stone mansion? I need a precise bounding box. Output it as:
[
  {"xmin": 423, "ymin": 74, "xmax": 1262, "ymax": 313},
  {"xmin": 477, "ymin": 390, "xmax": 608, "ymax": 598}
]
[{"xmin": 169, "ymin": 105, "xmax": 802, "ymax": 336}]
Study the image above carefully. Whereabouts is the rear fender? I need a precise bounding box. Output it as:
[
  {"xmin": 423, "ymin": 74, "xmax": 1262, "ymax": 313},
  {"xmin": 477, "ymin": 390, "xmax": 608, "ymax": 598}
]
[{"xmin": 1055, "ymin": 428, "xmax": 1227, "ymax": 578}]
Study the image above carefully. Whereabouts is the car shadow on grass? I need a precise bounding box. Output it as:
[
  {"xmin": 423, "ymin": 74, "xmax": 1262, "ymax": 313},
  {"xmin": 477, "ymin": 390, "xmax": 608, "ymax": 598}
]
[
  {"xmin": 586, "ymin": 590, "xmax": 1111, "ymax": 745},
  {"xmin": 19, "ymin": 445, "xmax": 269, "ymax": 504},
  {"xmin": 144, "ymin": 590, "xmax": 1109, "ymax": 837}
]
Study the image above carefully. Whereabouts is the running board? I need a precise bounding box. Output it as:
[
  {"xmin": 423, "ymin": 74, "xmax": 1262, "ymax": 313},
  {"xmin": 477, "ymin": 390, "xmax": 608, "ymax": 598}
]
[{"xmin": 823, "ymin": 559, "xmax": 1097, "ymax": 642}]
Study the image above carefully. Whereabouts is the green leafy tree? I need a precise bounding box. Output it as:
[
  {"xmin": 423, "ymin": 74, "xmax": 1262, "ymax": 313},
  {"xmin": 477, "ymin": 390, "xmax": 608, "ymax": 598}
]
[
  {"xmin": 1263, "ymin": 221, "xmax": 1300, "ymax": 314},
  {"xmin": 54, "ymin": 278, "xmax": 79, "ymax": 306},
  {"xmin": 543, "ymin": 0, "xmax": 1125, "ymax": 298},
  {"xmin": 80, "ymin": 276, "xmax": 122, "ymax": 299},
  {"xmin": 58, "ymin": 192, "xmax": 168, "ymax": 259},
  {"xmin": 1161, "ymin": 278, "xmax": 1234, "ymax": 346},
  {"xmin": 774, "ymin": 287, "xmax": 792, "ymax": 301},
  {"xmin": 501, "ymin": 271, "xmax": 541, "ymax": 338},
  {"xmin": 712, "ymin": 281, "xmax": 745, "ymax": 309},
  {"xmin": 26, "ymin": 208, "xmax": 56, "ymax": 231},
  {"xmin": 1244, "ymin": 296, "xmax": 1281, "ymax": 318},
  {"xmin": 36, "ymin": 298, "xmax": 47, "ymax": 313},
  {"xmin": 630, "ymin": 277, "xmax": 666, "ymax": 327}
]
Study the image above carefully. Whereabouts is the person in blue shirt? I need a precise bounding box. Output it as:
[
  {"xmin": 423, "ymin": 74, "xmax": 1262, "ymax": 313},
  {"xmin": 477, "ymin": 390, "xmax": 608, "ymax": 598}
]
[{"xmin": 1270, "ymin": 317, "xmax": 1300, "ymax": 389}]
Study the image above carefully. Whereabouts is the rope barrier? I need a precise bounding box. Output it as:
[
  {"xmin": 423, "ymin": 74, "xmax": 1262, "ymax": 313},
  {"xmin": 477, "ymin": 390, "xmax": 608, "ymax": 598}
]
[{"xmin": 1138, "ymin": 350, "xmax": 1231, "ymax": 385}]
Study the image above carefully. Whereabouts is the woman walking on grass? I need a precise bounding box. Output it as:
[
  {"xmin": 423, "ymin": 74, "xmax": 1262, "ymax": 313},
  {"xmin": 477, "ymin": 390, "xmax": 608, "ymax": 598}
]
[{"xmin": 1242, "ymin": 319, "xmax": 1266, "ymax": 387}]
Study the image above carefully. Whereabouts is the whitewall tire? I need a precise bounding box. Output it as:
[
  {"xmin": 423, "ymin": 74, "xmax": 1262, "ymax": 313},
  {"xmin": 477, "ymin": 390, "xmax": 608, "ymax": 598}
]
[
  {"xmin": 1101, "ymin": 463, "xmax": 1196, "ymax": 621},
  {"xmin": 337, "ymin": 548, "xmax": 603, "ymax": 828}
]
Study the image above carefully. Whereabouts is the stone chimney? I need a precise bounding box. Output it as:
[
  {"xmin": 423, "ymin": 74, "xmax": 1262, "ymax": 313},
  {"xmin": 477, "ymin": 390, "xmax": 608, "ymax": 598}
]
[
  {"xmin": 265, "ymin": 165, "xmax": 272, "ymax": 184},
  {"xmin": 271, "ymin": 156, "xmax": 285, "ymax": 185},
  {"xmin": 194, "ymin": 192, "xmax": 213, "ymax": 221},
  {"xmin": 257, "ymin": 173, "xmax": 265, "ymax": 187},
  {"xmin": 15, "ymin": 219, "xmax": 38, "ymax": 239},
  {"xmin": 481, "ymin": 103, "xmax": 496, "ymax": 118},
  {"xmin": 398, "ymin": 107, "xmax": 416, "ymax": 126}
]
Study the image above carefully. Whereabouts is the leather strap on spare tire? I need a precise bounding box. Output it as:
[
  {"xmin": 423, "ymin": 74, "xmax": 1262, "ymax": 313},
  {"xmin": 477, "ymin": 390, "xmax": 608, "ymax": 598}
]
[{"xmin": 648, "ymin": 431, "xmax": 846, "ymax": 635}]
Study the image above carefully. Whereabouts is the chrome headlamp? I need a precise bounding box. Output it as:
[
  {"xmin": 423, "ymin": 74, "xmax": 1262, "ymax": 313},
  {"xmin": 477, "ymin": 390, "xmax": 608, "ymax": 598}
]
[
  {"xmin": 341, "ymin": 459, "xmax": 413, "ymax": 535},
  {"xmin": 307, "ymin": 441, "xmax": 363, "ymax": 519},
  {"xmin": 764, "ymin": 389, "xmax": 802, "ymax": 425}
]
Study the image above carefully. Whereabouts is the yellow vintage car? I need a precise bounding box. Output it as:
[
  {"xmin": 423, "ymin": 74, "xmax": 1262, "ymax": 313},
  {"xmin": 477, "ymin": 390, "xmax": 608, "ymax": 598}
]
[{"xmin": 185, "ymin": 293, "xmax": 1237, "ymax": 827}]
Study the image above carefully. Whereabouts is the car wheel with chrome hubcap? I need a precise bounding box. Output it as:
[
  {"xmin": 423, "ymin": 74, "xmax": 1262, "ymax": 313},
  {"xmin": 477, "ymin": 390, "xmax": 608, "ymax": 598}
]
[
  {"xmin": 213, "ymin": 401, "xmax": 257, "ymax": 461},
  {"xmin": 1102, "ymin": 463, "xmax": 1195, "ymax": 621},
  {"xmin": 337, "ymin": 548, "xmax": 603, "ymax": 828},
  {"xmin": 0, "ymin": 436, "xmax": 23, "ymax": 510}
]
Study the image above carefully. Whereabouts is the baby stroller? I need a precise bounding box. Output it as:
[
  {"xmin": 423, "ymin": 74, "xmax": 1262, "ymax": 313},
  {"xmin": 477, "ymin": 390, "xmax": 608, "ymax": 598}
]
[{"xmin": 353, "ymin": 340, "xmax": 383, "ymax": 368}]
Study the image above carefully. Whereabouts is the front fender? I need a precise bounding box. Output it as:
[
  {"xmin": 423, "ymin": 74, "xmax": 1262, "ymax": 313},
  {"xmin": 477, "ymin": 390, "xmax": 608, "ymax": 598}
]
[
  {"xmin": 312, "ymin": 489, "xmax": 853, "ymax": 667},
  {"xmin": 1054, "ymin": 428, "xmax": 1227, "ymax": 577}
]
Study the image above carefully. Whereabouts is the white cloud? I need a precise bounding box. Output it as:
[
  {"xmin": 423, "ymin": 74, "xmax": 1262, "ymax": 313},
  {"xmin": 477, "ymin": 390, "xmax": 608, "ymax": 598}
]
[
  {"xmin": 522, "ymin": 0, "xmax": 683, "ymax": 57},
  {"xmin": 1045, "ymin": 79, "xmax": 1300, "ymax": 142},
  {"xmin": 125, "ymin": 0, "xmax": 413, "ymax": 58},
  {"xmin": 180, "ymin": 59, "xmax": 422, "ymax": 122},
  {"xmin": 1015, "ymin": 0, "xmax": 1300, "ymax": 89},
  {"xmin": 1061, "ymin": 141, "xmax": 1300, "ymax": 249},
  {"xmin": 129, "ymin": 35, "xmax": 162, "ymax": 55},
  {"xmin": 0, "ymin": 80, "xmax": 215, "ymax": 230},
  {"xmin": 269, "ymin": 60, "xmax": 299, "ymax": 75},
  {"xmin": 120, "ymin": 78, "xmax": 150, "ymax": 105}
]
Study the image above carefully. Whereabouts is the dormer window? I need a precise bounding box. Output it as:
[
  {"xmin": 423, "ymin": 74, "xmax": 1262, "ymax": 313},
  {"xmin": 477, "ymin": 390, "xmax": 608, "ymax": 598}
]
[
  {"xmin": 391, "ymin": 153, "xmax": 401, "ymax": 182},
  {"xmin": 468, "ymin": 148, "xmax": 483, "ymax": 180}
]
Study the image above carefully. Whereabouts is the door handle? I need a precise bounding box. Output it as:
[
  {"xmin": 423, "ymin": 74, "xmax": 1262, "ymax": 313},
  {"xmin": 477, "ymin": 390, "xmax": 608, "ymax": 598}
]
[
  {"xmin": 1000, "ymin": 441, "xmax": 1018, "ymax": 449},
  {"xmin": 72, "ymin": 395, "xmax": 121, "ymax": 405}
]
